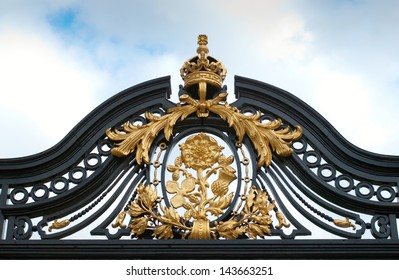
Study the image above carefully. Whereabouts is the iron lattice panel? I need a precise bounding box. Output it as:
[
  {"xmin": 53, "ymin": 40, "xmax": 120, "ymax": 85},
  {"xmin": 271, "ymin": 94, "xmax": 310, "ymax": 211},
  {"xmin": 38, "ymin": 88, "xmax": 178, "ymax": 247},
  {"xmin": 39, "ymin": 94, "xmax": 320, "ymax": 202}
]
[{"xmin": 1, "ymin": 76, "xmax": 398, "ymax": 258}]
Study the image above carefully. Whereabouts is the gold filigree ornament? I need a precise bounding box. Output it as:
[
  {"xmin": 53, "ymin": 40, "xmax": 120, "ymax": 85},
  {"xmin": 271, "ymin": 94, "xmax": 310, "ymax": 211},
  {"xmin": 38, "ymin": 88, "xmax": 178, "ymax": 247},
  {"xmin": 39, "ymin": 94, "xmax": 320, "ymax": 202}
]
[
  {"xmin": 108, "ymin": 35, "xmax": 301, "ymax": 239},
  {"xmin": 112, "ymin": 133, "xmax": 291, "ymax": 239}
]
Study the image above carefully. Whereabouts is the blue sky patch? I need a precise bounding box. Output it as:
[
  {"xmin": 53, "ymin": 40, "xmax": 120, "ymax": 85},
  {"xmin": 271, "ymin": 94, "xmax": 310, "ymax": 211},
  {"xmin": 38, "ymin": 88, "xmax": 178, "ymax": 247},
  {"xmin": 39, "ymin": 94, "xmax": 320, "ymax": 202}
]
[
  {"xmin": 47, "ymin": 8, "xmax": 78, "ymax": 32},
  {"xmin": 136, "ymin": 43, "xmax": 168, "ymax": 56},
  {"xmin": 46, "ymin": 7, "xmax": 98, "ymax": 50}
]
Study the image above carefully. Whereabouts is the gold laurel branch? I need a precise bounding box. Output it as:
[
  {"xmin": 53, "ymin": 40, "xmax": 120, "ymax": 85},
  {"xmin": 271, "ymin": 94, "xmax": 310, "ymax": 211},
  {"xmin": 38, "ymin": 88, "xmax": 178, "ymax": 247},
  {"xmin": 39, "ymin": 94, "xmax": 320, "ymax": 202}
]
[
  {"xmin": 113, "ymin": 184, "xmax": 191, "ymax": 239},
  {"xmin": 208, "ymin": 103, "xmax": 302, "ymax": 166},
  {"xmin": 106, "ymin": 105, "xmax": 197, "ymax": 164},
  {"xmin": 213, "ymin": 187, "xmax": 284, "ymax": 239}
]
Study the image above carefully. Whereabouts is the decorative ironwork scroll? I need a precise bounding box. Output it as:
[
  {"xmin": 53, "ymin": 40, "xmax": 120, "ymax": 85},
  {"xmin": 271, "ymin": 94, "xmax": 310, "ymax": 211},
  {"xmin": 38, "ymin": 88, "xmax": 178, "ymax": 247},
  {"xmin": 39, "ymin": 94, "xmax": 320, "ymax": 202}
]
[{"xmin": 1, "ymin": 34, "xmax": 399, "ymax": 259}]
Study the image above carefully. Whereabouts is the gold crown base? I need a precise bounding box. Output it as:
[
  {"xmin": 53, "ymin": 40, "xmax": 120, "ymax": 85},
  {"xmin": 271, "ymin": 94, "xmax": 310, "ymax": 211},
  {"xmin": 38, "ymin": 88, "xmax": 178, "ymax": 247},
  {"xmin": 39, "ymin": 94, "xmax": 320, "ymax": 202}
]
[{"xmin": 183, "ymin": 72, "xmax": 223, "ymax": 89}]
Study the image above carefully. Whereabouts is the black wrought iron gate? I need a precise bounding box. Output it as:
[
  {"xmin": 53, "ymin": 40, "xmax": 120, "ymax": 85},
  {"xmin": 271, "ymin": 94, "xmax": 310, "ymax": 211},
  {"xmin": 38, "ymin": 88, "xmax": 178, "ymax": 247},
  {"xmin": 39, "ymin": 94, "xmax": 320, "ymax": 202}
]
[{"xmin": 1, "ymin": 35, "xmax": 399, "ymax": 259}]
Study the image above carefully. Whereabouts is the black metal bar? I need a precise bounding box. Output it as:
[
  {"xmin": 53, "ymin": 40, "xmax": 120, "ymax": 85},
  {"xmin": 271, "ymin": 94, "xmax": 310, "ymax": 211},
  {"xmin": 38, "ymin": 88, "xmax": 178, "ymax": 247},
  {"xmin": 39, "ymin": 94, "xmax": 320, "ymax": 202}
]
[
  {"xmin": 1, "ymin": 239, "xmax": 399, "ymax": 259},
  {"xmin": 389, "ymin": 213, "xmax": 398, "ymax": 239}
]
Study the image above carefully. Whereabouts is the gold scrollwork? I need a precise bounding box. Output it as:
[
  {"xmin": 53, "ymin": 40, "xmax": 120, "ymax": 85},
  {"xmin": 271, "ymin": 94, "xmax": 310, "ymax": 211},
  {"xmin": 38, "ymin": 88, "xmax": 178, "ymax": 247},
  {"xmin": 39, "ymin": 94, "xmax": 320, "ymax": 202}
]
[{"xmin": 107, "ymin": 91, "xmax": 301, "ymax": 167}]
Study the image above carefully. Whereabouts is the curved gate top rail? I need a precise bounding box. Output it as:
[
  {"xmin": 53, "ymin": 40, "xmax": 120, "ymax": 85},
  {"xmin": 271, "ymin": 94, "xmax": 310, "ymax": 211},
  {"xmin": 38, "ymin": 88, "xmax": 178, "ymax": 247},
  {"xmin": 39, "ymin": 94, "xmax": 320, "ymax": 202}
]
[{"xmin": 1, "ymin": 35, "xmax": 399, "ymax": 259}]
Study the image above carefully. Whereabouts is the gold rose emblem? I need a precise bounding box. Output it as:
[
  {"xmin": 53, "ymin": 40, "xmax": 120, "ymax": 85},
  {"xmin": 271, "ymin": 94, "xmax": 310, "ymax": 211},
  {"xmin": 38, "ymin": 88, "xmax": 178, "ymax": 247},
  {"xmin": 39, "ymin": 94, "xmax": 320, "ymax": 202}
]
[{"xmin": 180, "ymin": 133, "xmax": 223, "ymax": 170}]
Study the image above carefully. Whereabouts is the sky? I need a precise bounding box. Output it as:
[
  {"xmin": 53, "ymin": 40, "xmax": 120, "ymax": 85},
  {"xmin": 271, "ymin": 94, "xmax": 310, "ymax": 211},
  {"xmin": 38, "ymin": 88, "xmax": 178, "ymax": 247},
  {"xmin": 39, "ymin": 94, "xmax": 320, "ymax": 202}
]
[{"xmin": 0, "ymin": 0, "xmax": 399, "ymax": 158}]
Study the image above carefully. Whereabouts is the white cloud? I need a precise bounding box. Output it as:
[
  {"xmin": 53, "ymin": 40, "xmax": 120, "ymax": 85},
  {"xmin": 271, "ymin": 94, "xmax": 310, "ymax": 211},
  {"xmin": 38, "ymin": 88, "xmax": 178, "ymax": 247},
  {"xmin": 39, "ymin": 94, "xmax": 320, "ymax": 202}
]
[{"xmin": 0, "ymin": 28, "xmax": 103, "ymax": 157}]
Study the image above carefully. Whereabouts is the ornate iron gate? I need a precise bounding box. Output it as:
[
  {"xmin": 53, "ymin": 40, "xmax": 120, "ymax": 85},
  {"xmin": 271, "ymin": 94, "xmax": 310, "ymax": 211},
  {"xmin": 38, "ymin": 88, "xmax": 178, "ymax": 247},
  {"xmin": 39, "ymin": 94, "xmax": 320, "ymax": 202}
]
[{"xmin": 1, "ymin": 35, "xmax": 399, "ymax": 259}]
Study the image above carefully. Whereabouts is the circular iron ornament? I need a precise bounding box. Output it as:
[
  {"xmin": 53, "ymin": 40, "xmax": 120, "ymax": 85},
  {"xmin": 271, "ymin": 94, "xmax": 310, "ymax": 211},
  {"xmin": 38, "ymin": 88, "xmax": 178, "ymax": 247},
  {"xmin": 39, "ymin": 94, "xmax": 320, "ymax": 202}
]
[
  {"xmin": 13, "ymin": 216, "xmax": 33, "ymax": 240},
  {"xmin": 376, "ymin": 186, "xmax": 396, "ymax": 202},
  {"xmin": 370, "ymin": 215, "xmax": 390, "ymax": 239},
  {"xmin": 292, "ymin": 138, "xmax": 307, "ymax": 154},
  {"xmin": 355, "ymin": 182, "xmax": 375, "ymax": 199},
  {"xmin": 317, "ymin": 164, "xmax": 336, "ymax": 182},
  {"xmin": 97, "ymin": 139, "xmax": 113, "ymax": 156},
  {"xmin": 50, "ymin": 177, "xmax": 69, "ymax": 194},
  {"xmin": 10, "ymin": 188, "xmax": 29, "ymax": 204},
  {"xmin": 335, "ymin": 174, "xmax": 354, "ymax": 192},
  {"xmin": 30, "ymin": 184, "xmax": 49, "ymax": 201},
  {"xmin": 303, "ymin": 151, "xmax": 321, "ymax": 168},
  {"xmin": 68, "ymin": 167, "xmax": 87, "ymax": 184},
  {"xmin": 84, "ymin": 153, "xmax": 102, "ymax": 170}
]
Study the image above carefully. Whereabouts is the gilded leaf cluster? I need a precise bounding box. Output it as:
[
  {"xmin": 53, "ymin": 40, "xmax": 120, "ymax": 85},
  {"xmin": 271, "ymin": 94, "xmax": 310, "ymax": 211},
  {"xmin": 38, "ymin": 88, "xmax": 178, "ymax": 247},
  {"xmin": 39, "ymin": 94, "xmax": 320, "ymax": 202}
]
[
  {"xmin": 214, "ymin": 187, "xmax": 275, "ymax": 239},
  {"xmin": 106, "ymin": 92, "xmax": 302, "ymax": 167},
  {"xmin": 111, "ymin": 133, "xmax": 291, "ymax": 240},
  {"xmin": 112, "ymin": 184, "xmax": 188, "ymax": 239}
]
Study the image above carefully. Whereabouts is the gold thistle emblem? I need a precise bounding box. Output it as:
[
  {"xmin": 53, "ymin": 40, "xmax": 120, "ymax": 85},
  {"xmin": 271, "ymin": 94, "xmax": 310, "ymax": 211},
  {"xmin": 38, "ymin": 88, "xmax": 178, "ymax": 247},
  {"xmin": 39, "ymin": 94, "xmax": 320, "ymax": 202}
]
[{"xmin": 112, "ymin": 133, "xmax": 290, "ymax": 239}]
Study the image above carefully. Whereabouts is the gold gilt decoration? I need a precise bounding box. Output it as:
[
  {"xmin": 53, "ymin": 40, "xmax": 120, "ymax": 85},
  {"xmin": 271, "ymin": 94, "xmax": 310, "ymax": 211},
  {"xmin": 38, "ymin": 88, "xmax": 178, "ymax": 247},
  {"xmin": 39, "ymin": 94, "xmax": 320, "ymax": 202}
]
[
  {"xmin": 333, "ymin": 217, "xmax": 356, "ymax": 230},
  {"xmin": 106, "ymin": 35, "xmax": 302, "ymax": 166},
  {"xmin": 112, "ymin": 133, "xmax": 290, "ymax": 239},
  {"xmin": 180, "ymin": 34, "xmax": 227, "ymax": 90},
  {"xmin": 48, "ymin": 219, "xmax": 70, "ymax": 232},
  {"xmin": 107, "ymin": 91, "xmax": 302, "ymax": 167}
]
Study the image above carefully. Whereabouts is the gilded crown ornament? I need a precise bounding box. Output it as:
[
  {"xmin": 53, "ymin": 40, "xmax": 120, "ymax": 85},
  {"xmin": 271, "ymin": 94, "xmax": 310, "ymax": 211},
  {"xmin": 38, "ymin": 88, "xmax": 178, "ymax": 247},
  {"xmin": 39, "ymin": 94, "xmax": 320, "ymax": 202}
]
[
  {"xmin": 180, "ymin": 34, "xmax": 227, "ymax": 91},
  {"xmin": 106, "ymin": 34, "xmax": 302, "ymax": 166}
]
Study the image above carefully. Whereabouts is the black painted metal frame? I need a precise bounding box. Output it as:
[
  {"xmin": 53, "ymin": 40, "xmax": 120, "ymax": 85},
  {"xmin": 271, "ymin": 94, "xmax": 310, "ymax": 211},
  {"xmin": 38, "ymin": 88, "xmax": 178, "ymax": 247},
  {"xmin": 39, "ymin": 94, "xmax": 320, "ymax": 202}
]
[{"xmin": 1, "ymin": 75, "xmax": 398, "ymax": 259}]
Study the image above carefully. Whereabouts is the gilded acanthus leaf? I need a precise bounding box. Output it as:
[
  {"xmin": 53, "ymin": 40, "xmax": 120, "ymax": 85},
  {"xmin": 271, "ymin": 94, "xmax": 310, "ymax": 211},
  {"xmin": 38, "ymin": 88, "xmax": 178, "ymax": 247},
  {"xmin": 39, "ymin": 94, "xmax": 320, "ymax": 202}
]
[
  {"xmin": 208, "ymin": 103, "xmax": 302, "ymax": 166},
  {"xmin": 106, "ymin": 105, "xmax": 197, "ymax": 165},
  {"xmin": 106, "ymin": 91, "xmax": 301, "ymax": 167}
]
